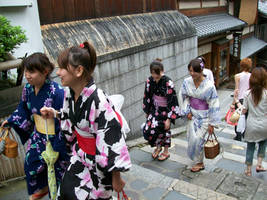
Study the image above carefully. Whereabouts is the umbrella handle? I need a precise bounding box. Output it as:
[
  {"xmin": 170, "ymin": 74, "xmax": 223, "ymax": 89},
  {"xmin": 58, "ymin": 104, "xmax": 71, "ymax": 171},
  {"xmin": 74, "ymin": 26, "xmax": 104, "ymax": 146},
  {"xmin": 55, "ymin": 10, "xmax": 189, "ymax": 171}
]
[
  {"xmin": 45, "ymin": 119, "xmax": 49, "ymax": 141},
  {"xmin": 0, "ymin": 128, "xmax": 9, "ymax": 140}
]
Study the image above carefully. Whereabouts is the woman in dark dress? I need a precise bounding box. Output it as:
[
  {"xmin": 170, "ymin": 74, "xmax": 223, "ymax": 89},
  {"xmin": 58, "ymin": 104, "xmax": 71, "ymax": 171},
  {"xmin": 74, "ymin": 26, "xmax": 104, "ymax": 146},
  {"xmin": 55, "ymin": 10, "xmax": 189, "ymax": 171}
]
[{"xmin": 143, "ymin": 59, "xmax": 179, "ymax": 161}]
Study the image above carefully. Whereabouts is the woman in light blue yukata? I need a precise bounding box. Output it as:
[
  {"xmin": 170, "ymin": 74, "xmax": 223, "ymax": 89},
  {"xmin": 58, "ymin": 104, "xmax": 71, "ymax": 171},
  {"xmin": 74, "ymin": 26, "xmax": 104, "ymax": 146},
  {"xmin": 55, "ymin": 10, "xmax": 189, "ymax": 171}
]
[
  {"xmin": 1, "ymin": 53, "xmax": 69, "ymax": 200},
  {"xmin": 178, "ymin": 58, "xmax": 220, "ymax": 172}
]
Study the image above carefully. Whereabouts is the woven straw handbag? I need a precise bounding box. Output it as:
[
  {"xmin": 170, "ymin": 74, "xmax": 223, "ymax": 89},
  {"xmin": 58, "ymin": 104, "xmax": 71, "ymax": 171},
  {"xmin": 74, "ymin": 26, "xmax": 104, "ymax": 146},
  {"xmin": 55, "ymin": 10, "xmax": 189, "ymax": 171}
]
[
  {"xmin": 0, "ymin": 128, "xmax": 18, "ymax": 158},
  {"xmin": 229, "ymin": 106, "xmax": 243, "ymax": 124},
  {"xmin": 204, "ymin": 132, "xmax": 220, "ymax": 159}
]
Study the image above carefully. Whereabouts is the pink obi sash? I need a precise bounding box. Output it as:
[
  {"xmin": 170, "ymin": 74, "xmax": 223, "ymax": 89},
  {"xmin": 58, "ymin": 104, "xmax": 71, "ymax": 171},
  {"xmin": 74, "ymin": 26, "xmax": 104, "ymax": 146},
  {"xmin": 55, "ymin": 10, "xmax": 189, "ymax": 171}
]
[
  {"xmin": 189, "ymin": 97, "xmax": 209, "ymax": 110},
  {"xmin": 73, "ymin": 130, "xmax": 96, "ymax": 155},
  {"xmin": 153, "ymin": 95, "xmax": 167, "ymax": 107}
]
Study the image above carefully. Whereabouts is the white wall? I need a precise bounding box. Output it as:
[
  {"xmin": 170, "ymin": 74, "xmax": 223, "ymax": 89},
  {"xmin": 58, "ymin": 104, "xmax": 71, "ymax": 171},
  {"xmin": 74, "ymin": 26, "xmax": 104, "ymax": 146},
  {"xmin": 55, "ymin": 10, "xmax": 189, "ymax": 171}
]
[{"xmin": 0, "ymin": 0, "xmax": 43, "ymax": 58}]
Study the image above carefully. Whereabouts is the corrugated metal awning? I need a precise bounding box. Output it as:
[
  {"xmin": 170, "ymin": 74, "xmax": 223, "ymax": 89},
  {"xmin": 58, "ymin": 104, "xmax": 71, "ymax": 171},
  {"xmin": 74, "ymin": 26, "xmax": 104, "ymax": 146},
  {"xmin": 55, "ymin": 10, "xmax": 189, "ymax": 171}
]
[
  {"xmin": 190, "ymin": 13, "xmax": 247, "ymax": 38},
  {"xmin": 230, "ymin": 36, "xmax": 267, "ymax": 59}
]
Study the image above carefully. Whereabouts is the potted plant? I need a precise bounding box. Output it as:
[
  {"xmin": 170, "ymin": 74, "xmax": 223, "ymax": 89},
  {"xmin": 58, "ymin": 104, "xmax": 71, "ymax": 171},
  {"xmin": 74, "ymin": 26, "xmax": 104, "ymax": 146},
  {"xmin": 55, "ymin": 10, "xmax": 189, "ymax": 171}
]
[{"xmin": 0, "ymin": 15, "xmax": 27, "ymax": 118}]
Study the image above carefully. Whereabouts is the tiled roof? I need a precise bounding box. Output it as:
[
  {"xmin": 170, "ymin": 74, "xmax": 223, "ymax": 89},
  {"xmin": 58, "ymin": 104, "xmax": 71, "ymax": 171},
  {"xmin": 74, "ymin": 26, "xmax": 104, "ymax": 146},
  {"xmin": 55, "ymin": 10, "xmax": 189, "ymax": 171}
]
[
  {"xmin": 41, "ymin": 11, "xmax": 196, "ymax": 64},
  {"xmin": 259, "ymin": 0, "xmax": 267, "ymax": 17},
  {"xmin": 190, "ymin": 13, "xmax": 247, "ymax": 38},
  {"xmin": 230, "ymin": 36, "xmax": 267, "ymax": 59}
]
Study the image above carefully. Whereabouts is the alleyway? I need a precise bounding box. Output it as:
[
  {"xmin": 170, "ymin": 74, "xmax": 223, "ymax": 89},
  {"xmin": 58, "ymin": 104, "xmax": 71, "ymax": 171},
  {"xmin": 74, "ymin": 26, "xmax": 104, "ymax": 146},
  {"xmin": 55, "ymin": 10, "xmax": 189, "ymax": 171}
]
[{"xmin": 1, "ymin": 88, "xmax": 267, "ymax": 200}]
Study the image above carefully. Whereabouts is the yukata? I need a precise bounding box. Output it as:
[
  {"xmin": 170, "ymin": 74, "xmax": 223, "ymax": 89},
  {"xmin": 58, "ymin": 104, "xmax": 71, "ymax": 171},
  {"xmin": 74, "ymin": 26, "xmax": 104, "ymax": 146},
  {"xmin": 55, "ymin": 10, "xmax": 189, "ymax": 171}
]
[
  {"xmin": 178, "ymin": 77, "xmax": 220, "ymax": 163},
  {"xmin": 143, "ymin": 75, "xmax": 179, "ymax": 147},
  {"xmin": 57, "ymin": 79, "xmax": 131, "ymax": 200},
  {"xmin": 7, "ymin": 79, "xmax": 68, "ymax": 195}
]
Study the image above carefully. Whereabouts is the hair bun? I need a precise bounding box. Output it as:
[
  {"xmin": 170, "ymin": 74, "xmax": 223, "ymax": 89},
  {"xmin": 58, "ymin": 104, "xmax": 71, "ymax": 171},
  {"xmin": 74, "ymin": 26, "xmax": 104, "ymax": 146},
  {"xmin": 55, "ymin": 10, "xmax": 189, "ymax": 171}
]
[{"xmin": 155, "ymin": 58, "xmax": 162, "ymax": 62}]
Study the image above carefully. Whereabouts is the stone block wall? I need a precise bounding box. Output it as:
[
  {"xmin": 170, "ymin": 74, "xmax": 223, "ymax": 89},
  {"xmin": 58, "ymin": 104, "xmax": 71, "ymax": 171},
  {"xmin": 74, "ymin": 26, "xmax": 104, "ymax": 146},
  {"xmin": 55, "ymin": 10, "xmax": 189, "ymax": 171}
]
[
  {"xmin": 44, "ymin": 11, "xmax": 198, "ymax": 139},
  {"xmin": 95, "ymin": 36, "xmax": 197, "ymax": 139}
]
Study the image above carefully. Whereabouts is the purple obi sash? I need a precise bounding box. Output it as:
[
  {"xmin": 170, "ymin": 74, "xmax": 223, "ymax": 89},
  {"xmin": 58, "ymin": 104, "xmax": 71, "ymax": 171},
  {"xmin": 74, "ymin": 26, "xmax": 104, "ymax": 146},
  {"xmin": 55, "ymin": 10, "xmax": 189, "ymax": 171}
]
[
  {"xmin": 153, "ymin": 95, "xmax": 167, "ymax": 107},
  {"xmin": 190, "ymin": 97, "xmax": 209, "ymax": 110}
]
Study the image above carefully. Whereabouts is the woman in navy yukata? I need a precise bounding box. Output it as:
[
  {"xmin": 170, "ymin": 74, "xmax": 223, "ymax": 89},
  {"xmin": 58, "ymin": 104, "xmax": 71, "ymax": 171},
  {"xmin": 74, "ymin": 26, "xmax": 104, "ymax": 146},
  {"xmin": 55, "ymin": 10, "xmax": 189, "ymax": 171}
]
[
  {"xmin": 143, "ymin": 59, "xmax": 179, "ymax": 161},
  {"xmin": 1, "ymin": 53, "xmax": 68, "ymax": 200},
  {"xmin": 41, "ymin": 41, "xmax": 131, "ymax": 200}
]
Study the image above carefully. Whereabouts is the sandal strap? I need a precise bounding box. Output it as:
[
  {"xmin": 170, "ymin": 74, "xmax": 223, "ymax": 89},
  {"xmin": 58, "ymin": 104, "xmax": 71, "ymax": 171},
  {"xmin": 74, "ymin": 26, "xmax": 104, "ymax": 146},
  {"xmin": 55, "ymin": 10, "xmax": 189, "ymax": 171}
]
[
  {"xmin": 32, "ymin": 191, "xmax": 49, "ymax": 199},
  {"xmin": 158, "ymin": 152, "xmax": 170, "ymax": 160},
  {"xmin": 159, "ymin": 152, "xmax": 169, "ymax": 157}
]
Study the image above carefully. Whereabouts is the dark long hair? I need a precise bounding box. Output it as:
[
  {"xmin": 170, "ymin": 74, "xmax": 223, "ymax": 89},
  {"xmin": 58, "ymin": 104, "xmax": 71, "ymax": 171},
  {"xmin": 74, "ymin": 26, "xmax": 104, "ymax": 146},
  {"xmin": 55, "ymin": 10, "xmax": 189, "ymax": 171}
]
[
  {"xmin": 188, "ymin": 58, "xmax": 204, "ymax": 73},
  {"xmin": 249, "ymin": 67, "xmax": 267, "ymax": 106},
  {"xmin": 57, "ymin": 41, "xmax": 97, "ymax": 80}
]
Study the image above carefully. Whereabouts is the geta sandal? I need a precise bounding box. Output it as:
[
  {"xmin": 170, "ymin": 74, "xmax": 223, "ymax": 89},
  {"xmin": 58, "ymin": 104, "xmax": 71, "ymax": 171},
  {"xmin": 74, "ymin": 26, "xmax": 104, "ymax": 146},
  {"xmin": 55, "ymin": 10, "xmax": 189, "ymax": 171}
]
[
  {"xmin": 158, "ymin": 152, "xmax": 170, "ymax": 161},
  {"xmin": 190, "ymin": 163, "xmax": 205, "ymax": 172},
  {"xmin": 31, "ymin": 191, "xmax": 49, "ymax": 200},
  {"xmin": 152, "ymin": 147, "xmax": 162, "ymax": 159}
]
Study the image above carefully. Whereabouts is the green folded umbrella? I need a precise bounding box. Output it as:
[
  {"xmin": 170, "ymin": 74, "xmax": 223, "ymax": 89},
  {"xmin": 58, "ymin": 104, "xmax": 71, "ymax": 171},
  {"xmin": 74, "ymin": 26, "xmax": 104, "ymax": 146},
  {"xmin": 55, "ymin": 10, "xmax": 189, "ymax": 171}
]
[{"xmin": 41, "ymin": 120, "xmax": 59, "ymax": 200}]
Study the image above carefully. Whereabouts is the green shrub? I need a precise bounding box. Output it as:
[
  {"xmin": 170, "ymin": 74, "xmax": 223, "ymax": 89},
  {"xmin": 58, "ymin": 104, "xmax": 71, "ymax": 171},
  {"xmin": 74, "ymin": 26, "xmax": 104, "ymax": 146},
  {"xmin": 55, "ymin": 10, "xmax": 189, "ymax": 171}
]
[{"xmin": 0, "ymin": 15, "xmax": 27, "ymax": 62}]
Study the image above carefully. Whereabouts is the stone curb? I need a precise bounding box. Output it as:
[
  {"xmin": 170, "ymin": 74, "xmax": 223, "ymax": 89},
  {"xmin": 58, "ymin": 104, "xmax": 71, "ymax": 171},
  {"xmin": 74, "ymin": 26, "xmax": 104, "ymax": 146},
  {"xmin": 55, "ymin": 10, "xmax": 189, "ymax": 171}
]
[
  {"xmin": 126, "ymin": 126, "xmax": 187, "ymax": 149},
  {"xmin": 120, "ymin": 164, "xmax": 237, "ymax": 200}
]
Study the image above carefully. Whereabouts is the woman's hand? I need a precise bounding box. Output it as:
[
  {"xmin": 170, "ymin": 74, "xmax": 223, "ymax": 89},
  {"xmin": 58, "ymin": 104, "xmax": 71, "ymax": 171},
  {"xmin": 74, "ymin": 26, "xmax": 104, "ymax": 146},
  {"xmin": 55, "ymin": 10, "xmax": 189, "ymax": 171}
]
[
  {"xmin": 112, "ymin": 171, "xmax": 125, "ymax": 193},
  {"xmin": 187, "ymin": 113, "xmax": 192, "ymax": 120},
  {"xmin": 242, "ymin": 108, "xmax": 247, "ymax": 115},
  {"xmin": 40, "ymin": 107, "xmax": 56, "ymax": 119},
  {"xmin": 165, "ymin": 119, "xmax": 171, "ymax": 130},
  {"xmin": 208, "ymin": 125, "xmax": 214, "ymax": 135}
]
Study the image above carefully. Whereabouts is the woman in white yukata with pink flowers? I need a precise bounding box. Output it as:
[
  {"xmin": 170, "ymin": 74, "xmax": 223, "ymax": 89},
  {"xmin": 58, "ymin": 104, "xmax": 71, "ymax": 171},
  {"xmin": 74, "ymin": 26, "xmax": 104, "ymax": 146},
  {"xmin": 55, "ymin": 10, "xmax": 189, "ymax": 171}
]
[{"xmin": 41, "ymin": 41, "xmax": 131, "ymax": 200}]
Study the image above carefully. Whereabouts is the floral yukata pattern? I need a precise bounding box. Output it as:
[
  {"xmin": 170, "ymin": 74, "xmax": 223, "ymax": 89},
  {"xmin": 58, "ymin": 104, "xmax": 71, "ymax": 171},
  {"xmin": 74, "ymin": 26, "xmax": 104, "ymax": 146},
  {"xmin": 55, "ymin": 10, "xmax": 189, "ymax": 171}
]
[
  {"xmin": 7, "ymin": 79, "xmax": 68, "ymax": 195},
  {"xmin": 57, "ymin": 79, "xmax": 131, "ymax": 200},
  {"xmin": 143, "ymin": 75, "xmax": 179, "ymax": 147}
]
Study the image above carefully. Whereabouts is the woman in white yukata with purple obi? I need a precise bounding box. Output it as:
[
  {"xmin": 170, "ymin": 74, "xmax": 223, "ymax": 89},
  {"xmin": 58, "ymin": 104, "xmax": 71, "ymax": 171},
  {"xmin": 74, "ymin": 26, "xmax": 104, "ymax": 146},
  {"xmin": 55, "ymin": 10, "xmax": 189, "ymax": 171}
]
[
  {"xmin": 178, "ymin": 58, "xmax": 220, "ymax": 172},
  {"xmin": 41, "ymin": 41, "xmax": 131, "ymax": 200}
]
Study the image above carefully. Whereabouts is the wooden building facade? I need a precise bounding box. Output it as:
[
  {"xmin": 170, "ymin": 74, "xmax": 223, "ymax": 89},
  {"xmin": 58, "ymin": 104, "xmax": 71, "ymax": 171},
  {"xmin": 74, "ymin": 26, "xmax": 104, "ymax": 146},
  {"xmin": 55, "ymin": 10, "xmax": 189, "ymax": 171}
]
[
  {"xmin": 37, "ymin": 0, "xmax": 266, "ymax": 87},
  {"xmin": 37, "ymin": 0, "xmax": 228, "ymax": 25}
]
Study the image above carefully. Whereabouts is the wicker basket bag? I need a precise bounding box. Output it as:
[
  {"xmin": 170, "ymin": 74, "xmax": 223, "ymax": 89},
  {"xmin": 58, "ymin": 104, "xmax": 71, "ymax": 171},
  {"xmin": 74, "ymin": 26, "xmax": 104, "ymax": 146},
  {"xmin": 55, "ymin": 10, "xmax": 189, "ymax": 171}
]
[
  {"xmin": 204, "ymin": 132, "xmax": 220, "ymax": 159},
  {"xmin": 0, "ymin": 128, "xmax": 18, "ymax": 158}
]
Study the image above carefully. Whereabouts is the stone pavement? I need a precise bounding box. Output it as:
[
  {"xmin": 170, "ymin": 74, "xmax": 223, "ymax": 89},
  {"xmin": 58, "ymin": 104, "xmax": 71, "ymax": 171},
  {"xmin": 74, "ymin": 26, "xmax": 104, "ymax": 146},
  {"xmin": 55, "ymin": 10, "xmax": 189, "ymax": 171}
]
[
  {"xmin": 119, "ymin": 88, "xmax": 267, "ymax": 200},
  {"xmin": 1, "ymin": 88, "xmax": 267, "ymax": 200}
]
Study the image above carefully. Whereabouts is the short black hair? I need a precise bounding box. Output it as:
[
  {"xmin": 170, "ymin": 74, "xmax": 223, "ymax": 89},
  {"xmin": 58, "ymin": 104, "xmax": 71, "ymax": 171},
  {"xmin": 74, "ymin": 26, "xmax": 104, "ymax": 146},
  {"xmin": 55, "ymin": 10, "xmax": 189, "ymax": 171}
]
[{"xmin": 22, "ymin": 53, "xmax": 54, "ymax": 75}]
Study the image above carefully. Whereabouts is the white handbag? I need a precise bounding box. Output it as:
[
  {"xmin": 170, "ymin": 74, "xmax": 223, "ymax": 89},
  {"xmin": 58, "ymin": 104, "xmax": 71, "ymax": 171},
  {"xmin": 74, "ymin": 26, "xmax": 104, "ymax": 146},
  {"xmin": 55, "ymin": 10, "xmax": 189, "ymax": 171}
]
[{"xmin": 236, "ymin": 114, "xmax": 246, "ymax": 133}]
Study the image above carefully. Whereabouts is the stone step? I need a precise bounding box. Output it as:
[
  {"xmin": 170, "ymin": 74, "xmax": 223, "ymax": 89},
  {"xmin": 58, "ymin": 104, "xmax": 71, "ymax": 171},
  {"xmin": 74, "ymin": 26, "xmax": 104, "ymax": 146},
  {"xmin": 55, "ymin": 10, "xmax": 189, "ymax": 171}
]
[
  {"xmin": 131, "ymin": 147, "xmax": 267, "ymax": 200},
  {"xmin": 117, "ymin": 162, "xmax": 237, "ymax": 200}
]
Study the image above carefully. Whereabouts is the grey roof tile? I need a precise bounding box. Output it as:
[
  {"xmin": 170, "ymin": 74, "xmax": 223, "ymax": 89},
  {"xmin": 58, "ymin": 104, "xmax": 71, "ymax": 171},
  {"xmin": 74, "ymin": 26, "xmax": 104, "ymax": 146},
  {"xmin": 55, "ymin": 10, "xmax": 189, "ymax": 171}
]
[
  {"xmin": 41, "ymin": 11, "xmax": 196, "ymax": 64},
  {"xmin": 190, "ymin": 13, "xmax": 247, "ymax": 38},
  {"xmin": 230, "ymin": 36, "xmax": 267, "ymax": 59}
]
